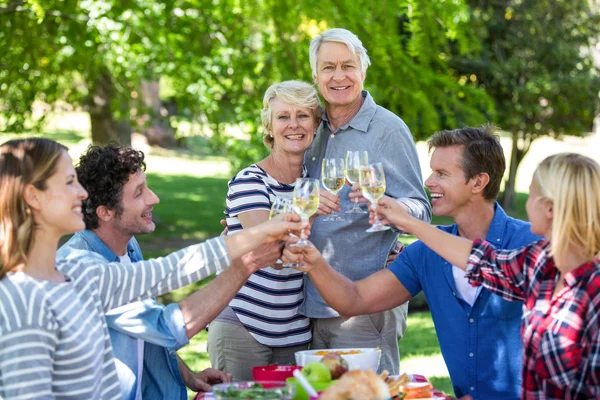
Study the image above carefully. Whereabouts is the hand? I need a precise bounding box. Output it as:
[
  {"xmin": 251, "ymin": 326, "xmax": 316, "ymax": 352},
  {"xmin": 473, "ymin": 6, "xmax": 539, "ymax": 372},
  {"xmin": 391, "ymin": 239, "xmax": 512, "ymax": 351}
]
[
  {"xmin": 315, "ymin": 190, "xmax": 340, "ymax": 216},
  {"xmin": 256, "ymin": 213, "xmax": 309, "ymax": 243},
  {"xmin": 182, "ymin": 367, "xmax": 232, "ymax": 392},
  {"xmin": 349, "ymin": 183, "xmax": 369, "ymax": 204},
  {"xmin": 238, "ymin": 241, "xmax": 284, "ymax": 274},
  {"xmin": 369, "ymin": 196, "xmax": 412, "ymax": 231},
  {"xmin": 386, "ymin": 240, "xmax": 405, "ymax": 267},
  {"xmin": 282, "ymin": 241, "xmax": 325, "ymax": 273}
]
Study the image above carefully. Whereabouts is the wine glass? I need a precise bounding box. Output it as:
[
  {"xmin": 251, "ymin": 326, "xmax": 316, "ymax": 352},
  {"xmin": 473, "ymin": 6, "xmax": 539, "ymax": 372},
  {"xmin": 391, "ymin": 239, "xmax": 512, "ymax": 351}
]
[
  {"xmin": 269, "ymin": 197, "xmax": 292, "ymax": 267},
  {"xmin": 359, "ymin": 163, "xmax": 390, "ymax": 232},
  {"xmin": 321, "ymin": 158, "xmax": 346, "ymax": 222},
  {"xmin": 345, "ymin": 151, "xmax": 369, "ymax": 214},
  {"xmin": 289, "ymin": 178, "xmax": 320, "ymax": 248}
]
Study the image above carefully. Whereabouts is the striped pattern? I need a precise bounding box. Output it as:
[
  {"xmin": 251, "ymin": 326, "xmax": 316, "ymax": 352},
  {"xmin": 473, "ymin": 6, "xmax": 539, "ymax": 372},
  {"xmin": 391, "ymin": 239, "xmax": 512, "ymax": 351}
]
[
  {"xmin": 0, "ymin": 238, "xmax": 229, "ymax": 399},
  {"xmin": 224, "ymin": 164, "xmax": 311, "ymax": 347}
]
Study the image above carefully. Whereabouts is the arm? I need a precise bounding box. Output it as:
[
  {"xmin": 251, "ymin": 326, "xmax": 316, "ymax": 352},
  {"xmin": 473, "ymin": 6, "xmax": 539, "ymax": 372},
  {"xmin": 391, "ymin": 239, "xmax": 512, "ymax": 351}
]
[
  {"xmin": 282, "ymin": 244, "xmax": 412, "ymax": 316},
  {"xmin": 375, "ymin": 196, "xmax": 533, "ymax": 300},
  {"xmin": 88, "ymin": 214, "xmax": 304, "ymax": 312},
  {"xmin": 177, "ymin": 356, "xmax": 232, "ymax": 392}
]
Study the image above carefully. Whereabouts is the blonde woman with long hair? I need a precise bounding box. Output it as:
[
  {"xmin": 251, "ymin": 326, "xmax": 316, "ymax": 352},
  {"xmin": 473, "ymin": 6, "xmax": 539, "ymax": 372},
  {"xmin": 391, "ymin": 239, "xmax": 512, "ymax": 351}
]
[
  {"xmin": 0, "ymin": 138, "xmax": 305, "ymax": 399},
  {"xmin": 363, "ymin": 153, "xmax": 600, "ymax": 399}
]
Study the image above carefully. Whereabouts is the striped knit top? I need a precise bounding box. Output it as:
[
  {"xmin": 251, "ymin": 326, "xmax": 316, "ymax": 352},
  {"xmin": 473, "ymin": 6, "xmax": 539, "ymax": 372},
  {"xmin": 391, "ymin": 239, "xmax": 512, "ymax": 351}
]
[
  {"xmin": 0, "ymin": 237, "xmax": 229, "ymax": 400},
  {"xmin": 224, "ymin": 164, "xmax": 311, "ymax": 347}
]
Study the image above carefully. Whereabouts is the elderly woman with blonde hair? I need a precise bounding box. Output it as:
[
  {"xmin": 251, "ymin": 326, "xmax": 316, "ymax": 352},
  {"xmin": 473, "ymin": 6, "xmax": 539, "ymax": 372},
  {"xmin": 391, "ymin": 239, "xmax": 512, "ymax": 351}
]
[
  {"xmin": 368, "ymin": 152, "xmax": 600, "ymax": 399},
  {"xmin": 208, "ymin": 80, "xmax": 323, "ymax": 380}
]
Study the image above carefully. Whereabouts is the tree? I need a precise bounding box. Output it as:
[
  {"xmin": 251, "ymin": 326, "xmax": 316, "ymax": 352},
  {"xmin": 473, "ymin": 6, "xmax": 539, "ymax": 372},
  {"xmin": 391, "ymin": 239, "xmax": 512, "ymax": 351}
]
[
  {"xmin": 1, "ymin": 0, "xmax": 494, "ymax": 161},
  {"xmin": 451, "ymin": 0, "xmax": 600, "ymax": 209}
]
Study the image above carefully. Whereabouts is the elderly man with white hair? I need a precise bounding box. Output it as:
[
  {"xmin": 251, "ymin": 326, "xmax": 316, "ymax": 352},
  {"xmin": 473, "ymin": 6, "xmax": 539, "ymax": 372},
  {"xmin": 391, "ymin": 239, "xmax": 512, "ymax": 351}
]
[{"xmin": 299, "ymin": 28, "xmax": 431, "ymax": 374}]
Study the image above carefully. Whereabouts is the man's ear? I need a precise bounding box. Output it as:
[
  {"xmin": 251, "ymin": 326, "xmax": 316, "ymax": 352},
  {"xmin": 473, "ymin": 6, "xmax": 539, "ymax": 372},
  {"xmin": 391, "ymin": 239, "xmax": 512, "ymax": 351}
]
[
  {"xmin": 96, "ymin": 205, "xmax": 115, "ymax": 222},
  {"xmin": 471, "ymin": 173, "xmax": 490, "ymax": 195}
]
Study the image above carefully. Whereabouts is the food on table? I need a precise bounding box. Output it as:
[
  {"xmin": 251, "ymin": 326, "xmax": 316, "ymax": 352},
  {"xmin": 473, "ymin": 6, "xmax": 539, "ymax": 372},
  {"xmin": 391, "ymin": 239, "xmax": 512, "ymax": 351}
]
[
  {"xmin": 320, "ymin": 352, "xmax": 349, "ymax": 379},
  {"xmin": 380, "ymin": 371, "xmax": 411, "ymax": 398},
  {"xmin": 301, "ymin": 361, "xmax": 332, "ymax": 382},
  {"xmin": 313, "ymin": 350, "xmax": 362, "ymax": 356},
  {"xmin": 318, "ymin": 370, "xmax": 390, "ymax": 400},
  {"xmin": 398, "ymin": 381, "xmax": 435, "ymax": 400}
]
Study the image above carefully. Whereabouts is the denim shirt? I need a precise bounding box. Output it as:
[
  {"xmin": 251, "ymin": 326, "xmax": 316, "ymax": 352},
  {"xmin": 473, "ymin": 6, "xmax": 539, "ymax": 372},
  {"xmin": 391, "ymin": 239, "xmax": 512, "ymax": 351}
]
[
  {"xmin": 57, "ymin": 230, "xmax": 188, "ymax": 400},
  {"xmin": 389, "ymin": 204, "xmax": 541, "ymax": 400}
]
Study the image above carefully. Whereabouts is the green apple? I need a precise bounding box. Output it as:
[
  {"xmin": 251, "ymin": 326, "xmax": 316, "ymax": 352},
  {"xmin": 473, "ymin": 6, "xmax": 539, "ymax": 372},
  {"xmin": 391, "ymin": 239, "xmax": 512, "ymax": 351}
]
[{"xmin": 301, "ymin": 361, "xmax": 332, "ymax": 382}]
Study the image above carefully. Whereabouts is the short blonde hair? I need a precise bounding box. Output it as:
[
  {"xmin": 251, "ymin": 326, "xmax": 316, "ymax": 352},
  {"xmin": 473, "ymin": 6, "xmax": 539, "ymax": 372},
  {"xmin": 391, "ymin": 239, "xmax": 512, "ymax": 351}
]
[
  {"xmin": 534, "ymin": 153, "xmax": 600, "ymax": 263},
  {"xmin": 309, "ymin": 28, "xmax": 371, "ymax": 79},
  {"xmin": 261, "ymin": 80, "xmax": 323, "ymax": 149},
  {"xmin": 0, "ymin": 138, "xmax": 67, "ymax": 279}
]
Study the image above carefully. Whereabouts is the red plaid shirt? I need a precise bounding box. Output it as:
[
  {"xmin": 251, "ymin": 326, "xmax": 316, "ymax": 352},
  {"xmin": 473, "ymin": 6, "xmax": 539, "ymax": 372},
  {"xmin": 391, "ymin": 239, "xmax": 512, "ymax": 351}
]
[{"xmin": 465, "ymin": 239, "xmax": 600, "ymax": 400}]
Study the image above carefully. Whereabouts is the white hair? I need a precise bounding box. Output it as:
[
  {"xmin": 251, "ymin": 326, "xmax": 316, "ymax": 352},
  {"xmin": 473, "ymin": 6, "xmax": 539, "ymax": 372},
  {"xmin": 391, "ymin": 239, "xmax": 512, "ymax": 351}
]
[{"xmin": 309, "ymin": 28, "xmax": 371, "ymax": 79}]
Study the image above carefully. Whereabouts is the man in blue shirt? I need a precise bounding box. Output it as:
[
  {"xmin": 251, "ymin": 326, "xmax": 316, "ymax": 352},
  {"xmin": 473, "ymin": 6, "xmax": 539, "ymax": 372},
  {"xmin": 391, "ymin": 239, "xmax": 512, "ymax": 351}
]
[
  {"xmin": 284, "ymin": 126, "xmax": 540, "ymax": 399},
  {"xmin": 57, "ymin": 144, "xmax": 282, "ymax": 400}
]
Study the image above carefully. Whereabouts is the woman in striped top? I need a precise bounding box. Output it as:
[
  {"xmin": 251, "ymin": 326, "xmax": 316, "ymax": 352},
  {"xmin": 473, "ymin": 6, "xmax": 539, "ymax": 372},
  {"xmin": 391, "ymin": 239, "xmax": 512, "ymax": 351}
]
[
  {"xmin": 208, "ymin": 81, "xmax": 323, "ymax": 380},
  {"xmin": 0, "ymin": 138, "xmax": 305, "ymax": 399}
]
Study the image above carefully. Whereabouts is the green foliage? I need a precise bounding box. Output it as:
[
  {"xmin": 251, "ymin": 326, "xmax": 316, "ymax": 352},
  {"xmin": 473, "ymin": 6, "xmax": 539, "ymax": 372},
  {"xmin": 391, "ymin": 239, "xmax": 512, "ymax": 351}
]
[{"xmin": 449, "ymin": 0, "xmax": 600, "ymax": 208}]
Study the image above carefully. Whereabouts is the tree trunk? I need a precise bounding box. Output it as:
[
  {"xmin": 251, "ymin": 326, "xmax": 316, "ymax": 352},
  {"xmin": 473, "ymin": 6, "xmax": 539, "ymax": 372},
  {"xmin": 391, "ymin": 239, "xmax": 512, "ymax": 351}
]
[
  {"xmin": 501, "ymin": 130, "xmax": 525, "ymax": 210},
  {"xmin": 139, "ymin": 80, "xmax": 178, "ymax": 148},
  {"xmin": 88, "ymin": 69, "xmax": 119, "ymax": 145}
]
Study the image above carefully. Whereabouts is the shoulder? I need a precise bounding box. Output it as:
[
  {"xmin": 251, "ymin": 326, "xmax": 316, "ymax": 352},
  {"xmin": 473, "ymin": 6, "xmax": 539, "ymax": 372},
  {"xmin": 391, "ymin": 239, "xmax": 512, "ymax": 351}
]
[
  {"xmin": 503, "ymin": 216, "xmax": 541, "ymax": 246},
  {"xmin": 372, "ymin": 105, "xmax": 410, "ymax": 133},
  {"xmin": 0, "ymin": 274, "xmax": 57, "ymax": 333},
  {"xmin": 57, "ymin": 232, "xmax": 92, "ymax": 258}
]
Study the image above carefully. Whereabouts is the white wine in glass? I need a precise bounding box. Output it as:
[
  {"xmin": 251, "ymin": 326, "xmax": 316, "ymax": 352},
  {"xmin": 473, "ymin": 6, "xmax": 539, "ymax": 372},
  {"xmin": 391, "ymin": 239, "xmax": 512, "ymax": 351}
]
[
  {"xmin": 359, "ymin": 163, "xmax": 390, "ymax": 232},
  {"xmin": 345, "ymin": 151, "xmax": 369, "ymax": 213},
  {"xmin": 321, "ymin": 158, "xmax": 346, "ymax": 221},
  {"xmin": 290, "ymin": 178, "xmax": 320, "ymax": 248}
]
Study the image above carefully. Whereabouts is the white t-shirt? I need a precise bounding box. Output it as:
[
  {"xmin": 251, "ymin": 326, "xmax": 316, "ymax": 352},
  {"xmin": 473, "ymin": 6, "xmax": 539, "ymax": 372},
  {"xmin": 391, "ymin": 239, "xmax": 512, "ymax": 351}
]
[
  {"xmin": 118, "ymin": 254, "xmax": 144, "ymax": 400},
  {"xmin": 452, "ymin": 265, "xmax": 478, "ymax": 306}
]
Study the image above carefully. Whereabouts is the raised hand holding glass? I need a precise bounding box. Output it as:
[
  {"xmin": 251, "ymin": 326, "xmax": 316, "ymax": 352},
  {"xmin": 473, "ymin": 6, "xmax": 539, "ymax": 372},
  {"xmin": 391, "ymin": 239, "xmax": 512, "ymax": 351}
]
[
  {"xmin": 321, "ymin": 158, "xmax": 346, "ymax": 221},
  {"xmin": 359, "ymin": 163, "xmax": 390, "ymax": 232},
  {"xmin": 345, "ymin": 151, "xmax": 369, "ymax": 213}
]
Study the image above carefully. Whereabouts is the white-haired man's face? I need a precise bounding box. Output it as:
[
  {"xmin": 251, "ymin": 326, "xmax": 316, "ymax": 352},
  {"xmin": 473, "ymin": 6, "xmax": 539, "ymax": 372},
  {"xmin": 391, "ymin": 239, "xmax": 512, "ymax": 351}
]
[{"xmin": 314, "ymin": 41, "xmax": 365, "ymax": 110}]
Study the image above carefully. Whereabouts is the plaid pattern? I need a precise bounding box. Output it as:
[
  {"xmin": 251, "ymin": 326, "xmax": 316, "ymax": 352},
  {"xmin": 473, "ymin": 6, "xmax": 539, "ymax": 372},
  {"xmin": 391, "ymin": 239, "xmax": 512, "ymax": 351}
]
[{"xmin": 466, "ymin": 239, "xmax": 600, "ymax": 399}]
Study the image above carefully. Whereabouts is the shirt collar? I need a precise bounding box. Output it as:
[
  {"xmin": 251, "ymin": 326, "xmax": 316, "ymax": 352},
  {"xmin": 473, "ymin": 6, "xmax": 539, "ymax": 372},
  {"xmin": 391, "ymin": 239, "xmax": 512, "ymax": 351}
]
[
  {"xmin": 322, "ymin": 90, "xmax": 376, "ymax": 134},
  {"xmin": 564, "ymin": 257, "xmax": 599, "ymax": 287},
  {"xmin": 76, "ymin": 230, "xmax": 135, "ymax": 262},
  {"xmin": 449, "ymin": 202, "xmax": 508, "ymax": 245}
]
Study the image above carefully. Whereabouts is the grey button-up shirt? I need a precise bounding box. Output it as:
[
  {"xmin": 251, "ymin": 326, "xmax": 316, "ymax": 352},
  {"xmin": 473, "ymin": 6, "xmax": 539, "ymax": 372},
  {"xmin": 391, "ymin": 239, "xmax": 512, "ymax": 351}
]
[{"xmin": 301, "ymin": 90, "xmax": 431, "ymax": 318}]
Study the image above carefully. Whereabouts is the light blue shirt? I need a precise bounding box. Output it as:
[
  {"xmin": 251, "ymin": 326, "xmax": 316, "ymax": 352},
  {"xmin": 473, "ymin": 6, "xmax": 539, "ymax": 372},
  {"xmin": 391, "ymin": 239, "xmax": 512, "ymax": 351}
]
[
  {"xmin": 57, "ymin": 230, "xmax": 188, "ymax": 400},
  {"xmin": 389, "ymin": 204, "xmax": 541, "ymax": 399}
]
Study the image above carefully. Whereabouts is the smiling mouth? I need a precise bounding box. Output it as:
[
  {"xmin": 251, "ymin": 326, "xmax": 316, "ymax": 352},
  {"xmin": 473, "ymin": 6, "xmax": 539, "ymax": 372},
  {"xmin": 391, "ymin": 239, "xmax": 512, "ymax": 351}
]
[
  {"xmin": 142, "ymin": 212, "xmax": 152, "ymax": 218},
  {"xmin": 430, "ymin": 193, "xmax": 444, "ymax": 200},
  {"xmin": 331, "ymin": 86, "xmax": 350, "ymax": 91},
  {"xmin": 285, "ymin": 134, "xmax": 305, "ymax": 140}
]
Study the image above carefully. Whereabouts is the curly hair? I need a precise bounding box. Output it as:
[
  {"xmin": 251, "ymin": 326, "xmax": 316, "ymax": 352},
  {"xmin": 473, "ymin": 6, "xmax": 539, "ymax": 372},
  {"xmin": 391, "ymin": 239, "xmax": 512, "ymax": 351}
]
[{"xmin": 76, "ymin": 143, "xmax": 146, "ymax": 230}]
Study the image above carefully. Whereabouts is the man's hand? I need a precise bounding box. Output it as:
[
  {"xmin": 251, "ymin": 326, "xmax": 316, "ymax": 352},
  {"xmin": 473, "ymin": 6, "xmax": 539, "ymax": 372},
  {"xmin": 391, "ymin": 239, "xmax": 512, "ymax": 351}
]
[
  {"xmin": 348, "ymin": 183, "xmax": 369, "ymax": 204},
  {"xmin": 315, "ymin": 190, "xmax": 340, "ymax": 216},
  {"xmin": 369, "ymin": 195, "xmax": 411, "ymax": 231},
  {"xmin": 282, "ymin": 241, "xmax": 326, "ymax": 273},
  {"xmin": 238, "ymin": 241, "xmax": 284, "ymax": 274},
  {"xmin": 181, "ymin": 367, "xmax": 232, "ymax": 392}
]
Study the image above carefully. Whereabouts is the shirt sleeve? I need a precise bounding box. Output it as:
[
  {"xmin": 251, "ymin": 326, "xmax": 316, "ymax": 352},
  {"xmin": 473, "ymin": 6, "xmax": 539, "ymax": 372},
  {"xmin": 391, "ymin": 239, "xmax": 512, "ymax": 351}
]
[
  {"xmin": 105, "ymin": 299, "xmax": 189, "ymax": 351},
  {"xmin": 68, "ymin": 237, "xmax": 231, "ymax": 312},
  {"xmin": 0, "ymin": 287, "xmax": 58, "ymax": 398},
  {"xmin": 387, "ymin": 245, "xmax": 423, "ymax": 297},
  {"xmin": 464, "ymin": 238, "xmax": 541, "ymax": 302},
  {"xmin": 376, "ymin": 118, "xmax": 431, "ymax": 224},
  {"xmin": 584, "ymin": 288, "xmax": 600, "ymax": 397},
  {"xmin": 226, "ymin": 173, "xmax": 271, "ymax": 217}
]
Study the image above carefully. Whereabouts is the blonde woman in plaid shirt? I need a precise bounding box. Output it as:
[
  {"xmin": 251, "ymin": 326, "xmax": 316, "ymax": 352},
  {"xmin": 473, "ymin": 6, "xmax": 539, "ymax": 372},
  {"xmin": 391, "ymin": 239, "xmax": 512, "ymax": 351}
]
[{"xmin": 370, "ymin": 153, "xmax": 600, "ymax": 399}]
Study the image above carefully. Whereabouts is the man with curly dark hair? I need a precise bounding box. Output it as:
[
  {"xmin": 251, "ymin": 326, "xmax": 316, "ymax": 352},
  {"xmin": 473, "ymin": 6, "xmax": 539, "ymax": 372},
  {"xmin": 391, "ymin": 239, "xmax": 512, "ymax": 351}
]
[{"xmin": 57, "ymin": 144, "xmax": 282, "ymax": 400}]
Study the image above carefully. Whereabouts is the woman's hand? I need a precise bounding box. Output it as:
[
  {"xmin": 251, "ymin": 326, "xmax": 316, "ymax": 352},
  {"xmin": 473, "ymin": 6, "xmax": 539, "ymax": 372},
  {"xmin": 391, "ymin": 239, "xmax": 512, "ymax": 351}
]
[
  {"xmin": 282, "ymin": 241, "xmax": 325, "ymax": 273},
  {"xmin": 315, "ymin": 191, "xmax": 340, "ymax": 216}
]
